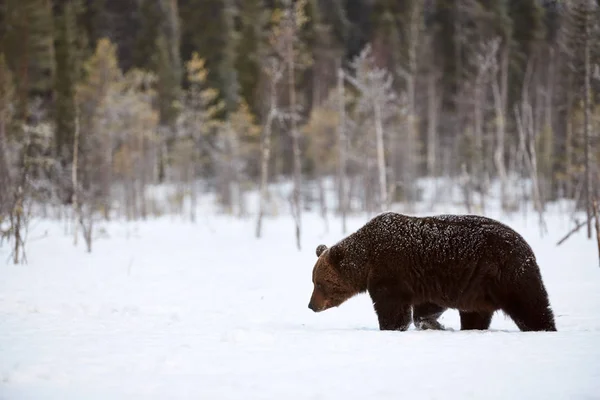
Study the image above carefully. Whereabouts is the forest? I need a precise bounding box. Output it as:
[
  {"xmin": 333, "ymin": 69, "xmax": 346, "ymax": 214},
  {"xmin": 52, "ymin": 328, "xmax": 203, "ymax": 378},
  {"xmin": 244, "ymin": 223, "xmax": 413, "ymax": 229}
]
[{"xmin": 0, "ymin": 0, "xmax": 599, "ymax": 260}]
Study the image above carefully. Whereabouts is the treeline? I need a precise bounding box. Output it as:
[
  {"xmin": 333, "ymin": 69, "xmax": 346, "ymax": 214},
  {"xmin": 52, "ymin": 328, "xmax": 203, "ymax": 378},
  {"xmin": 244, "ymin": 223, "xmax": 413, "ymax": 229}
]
[{"xmin": 0, "ymin": 0, "xmax": 599, "ymax": 258}]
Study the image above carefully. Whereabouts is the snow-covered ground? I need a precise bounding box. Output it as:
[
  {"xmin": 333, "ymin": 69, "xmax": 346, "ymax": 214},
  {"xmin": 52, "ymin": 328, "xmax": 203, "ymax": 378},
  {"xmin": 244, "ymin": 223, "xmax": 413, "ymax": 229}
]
[{"xmin": 1, "ymin": 185, "xmax": 600, "ymax": 399}]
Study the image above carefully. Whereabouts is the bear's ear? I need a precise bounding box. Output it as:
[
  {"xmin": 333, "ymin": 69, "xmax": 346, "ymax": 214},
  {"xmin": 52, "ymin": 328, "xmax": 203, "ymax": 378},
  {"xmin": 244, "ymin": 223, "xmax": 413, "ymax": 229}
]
[
  {"xmin": 328, "ymin": 244, "xmax": 344, "ymax": 265},
  {"xmin": 316, "ymin": 244, "xmax": 328, "ymax": 257}
]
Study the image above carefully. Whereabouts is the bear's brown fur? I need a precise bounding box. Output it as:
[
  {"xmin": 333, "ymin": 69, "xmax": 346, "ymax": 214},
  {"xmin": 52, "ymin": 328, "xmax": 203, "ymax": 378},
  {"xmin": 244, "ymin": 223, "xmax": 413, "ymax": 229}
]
[{"xmin": 308, "ymin": 212, "xmax": 557, "ymax": 332}]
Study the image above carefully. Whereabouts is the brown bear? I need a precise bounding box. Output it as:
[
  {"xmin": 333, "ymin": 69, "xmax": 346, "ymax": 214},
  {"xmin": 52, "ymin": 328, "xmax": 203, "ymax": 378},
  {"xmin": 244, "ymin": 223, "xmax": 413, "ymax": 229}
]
[{"xmin": 308, "ymin": 212, "xmax": 557, "ymax": 332}]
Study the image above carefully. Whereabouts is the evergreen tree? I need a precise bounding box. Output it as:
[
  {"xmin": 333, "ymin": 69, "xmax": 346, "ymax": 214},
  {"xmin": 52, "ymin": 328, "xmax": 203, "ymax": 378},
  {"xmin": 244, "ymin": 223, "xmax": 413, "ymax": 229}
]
[
  {"xmin": 343, "ymin": 0, "xmax": 373, "ymax": 60},
  {"xmin": 507, "ymin": 0, "xmax": 545, "ymax": 105},
  {"xmin": 218, "ymin": 0, "xmax": 240, "ymax": 115},
  {"xmin": 180, "ymin": 0, "xmax": 229, "ymax": 115},
  {"xmin": 320, "ymin": 0, "xmax": 350, "ymax": 52},
  {"xmin": 431, "ymin": 0, "xmax": 458, "ymax": 114},
  {"xmin": 0, "ymin": 54, "xmax": 14, "ymax": 217},
  {"xmin": 562, "ymin": 0, "xmax": 599, "ymax": 234},
  {"xmin": 236, "ymin": 0, "xmax": 270, "ymax": 118},
  {"xmin": 370, "ymin": 0, "xmax": 402, "ymax": 72},
  {"xmin": 53, "ymin": 0, "xmax": 87, "ymax": 166},
  {"xmin": 83, "ymin": 0, "xmax": 140, "ymax": 71},
  {"xmin": 0, "ymin": 0, "xmax": 55, "ymax": 122},
  {"xmin": 301, "ymin": 0, "xmax": 334, "ymax": 112},
  {"xmin": 133, "ymin": 0, "xmax": 162, "ymax": 71}
]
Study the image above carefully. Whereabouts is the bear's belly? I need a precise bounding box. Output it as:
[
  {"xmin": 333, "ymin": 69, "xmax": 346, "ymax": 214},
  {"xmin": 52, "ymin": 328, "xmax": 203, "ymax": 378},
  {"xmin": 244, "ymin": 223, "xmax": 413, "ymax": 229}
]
[
  {"xmin": 409, "ymin": 262, "xmax": 499, "ymax": 312},
  {"xmin": 421, "ymin": 291, "xmax": 498, "ymax": 312},
  {"xmin": 411, "ymin": 278, "xmax": 498, "ymax": 312}
]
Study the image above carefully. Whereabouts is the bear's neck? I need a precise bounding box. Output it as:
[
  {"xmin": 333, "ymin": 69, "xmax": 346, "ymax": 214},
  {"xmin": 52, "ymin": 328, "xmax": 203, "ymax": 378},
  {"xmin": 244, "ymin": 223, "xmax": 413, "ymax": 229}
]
[{"xmin": 339, "ymin": 229, "xmax": 371, "ymax": 293}]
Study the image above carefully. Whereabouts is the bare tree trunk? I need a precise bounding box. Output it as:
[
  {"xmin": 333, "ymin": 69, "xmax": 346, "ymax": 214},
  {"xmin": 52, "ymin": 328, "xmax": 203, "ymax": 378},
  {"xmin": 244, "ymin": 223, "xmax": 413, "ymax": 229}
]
[
  {"xmin": 583, "ymin": 16, "xmax": 592, "ymax": 238},
  {"xmin": 507, "ymin": 142, "xmax": 518, "ymax": 208},
  {"xmin": 12, "ymin": 131, "xmax": 33, "ymax": 264},
  {"xmin": 364, "ymin": 157, "xmax": 376, "ymax": 216},
  {"xmin": 12, "ymin": 187, "xmax": 25, "ymax": 264},
  {"xmin": 255, "ymin": 63, "xmax": 280, "ymax": 239},
  {"xmin": 132, "ymin": 171, "xmax": 139, "ymax": 219},
  {"xmin": 223, "ymin": 123, "xmax": 239, "ymax": 217},
  {"xmin": 566, "ymin": 74, "xmax": 574, "ymax": 199},
  {"xmin": 337, "ymin": 65, "xmax": 347, "ymax": 233},
  {"xmin": 492, "ymin": 45, "xmax": 509, "ymax": 210},
  {"xmin": 473, "ymin": 39, "xmax": 501, "ymax": 213},
  {"xmin": 460, "ymin": 162, "xmax": 472, "ymax": 213},
  {"xmin": 230, "ymin": 124, "xmax": 245, "ymax": 218},
  {"xmin": 544, "ymin": 48, "xmax": 556, "ymax": 201},
  {"xmin": 427, "ymin": 70, "xmax": 439, "ymax": 178},
  {"xmin": 404, "ymin": 2, "xmax": 420, "ymax": 213},
  {"xmin": 593, "ymin": 198, "xmax": 600, "ymax": 267},
  {"xmin": 0, "ymin": 100, "xmax": 11, "ymax": 222},
  {"xmin": 256, "ymin": 115, "xmax": 273, "ymax": 238},
  {"xmin": 101, "ymin": 127, "xmax": 112, "ymax": 220},
  {"xmin": 289, "ymin": 38, "xmax": 302, "ymax": 250},
  {"xmin": 189, "ymin": 160, "xmax": 197, "ymax": 223},
  {"xmin": 515, "ymin": 101, "xmax": 547, "ymax": 235},
  {"xmin": 312, "ymin": 56, "xmax": 328, "ymax": 232},
  {"xmin": 79, "ymin": 204, "xmax": 93, "ymax": 253},
  {"xmin": 139, "ymin": 136, "xmax": 149, "ymax": 220},
  {"xmin": 72, "ymin": 103, "xmax": 80, "ymax": 246},
  {"xmin": 317, "ymin": 176, "xmax": 328, "ymax": 233},
  {"xmin": 373, "ymin": 100, "xmax": 387, "ymax": 211},
  {"xmin": 474, "ymin": 77, "xmax": 485, "ymax": 212}
]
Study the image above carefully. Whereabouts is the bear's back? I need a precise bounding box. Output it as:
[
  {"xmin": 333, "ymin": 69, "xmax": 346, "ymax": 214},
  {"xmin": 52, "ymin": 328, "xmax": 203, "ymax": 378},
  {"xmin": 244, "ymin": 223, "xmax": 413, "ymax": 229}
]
[
  {"xmin": 362, "ymin": 212, "xmax": 534, "ymax": 271},
  {"xmin": 358, "ymin": 212, "xmax": 536, "ymax": 309}
]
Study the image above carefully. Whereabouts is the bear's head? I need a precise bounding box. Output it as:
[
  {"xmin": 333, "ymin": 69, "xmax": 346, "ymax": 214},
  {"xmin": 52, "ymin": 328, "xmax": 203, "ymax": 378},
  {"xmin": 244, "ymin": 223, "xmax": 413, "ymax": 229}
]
[{"xmin": 308, "ymin": 243, "xmax": 359, "ymax": 312}]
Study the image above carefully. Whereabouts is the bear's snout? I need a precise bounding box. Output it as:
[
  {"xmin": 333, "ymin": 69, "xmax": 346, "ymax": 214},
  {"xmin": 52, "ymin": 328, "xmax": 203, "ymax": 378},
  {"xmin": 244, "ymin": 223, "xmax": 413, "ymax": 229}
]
[
  {"xmin": 308, "ymin": 289, "xmax": 329, "ymax": 312},
  {"xmin": 308, "ymin": 299, "xmax": 329, "ymax": 312}
]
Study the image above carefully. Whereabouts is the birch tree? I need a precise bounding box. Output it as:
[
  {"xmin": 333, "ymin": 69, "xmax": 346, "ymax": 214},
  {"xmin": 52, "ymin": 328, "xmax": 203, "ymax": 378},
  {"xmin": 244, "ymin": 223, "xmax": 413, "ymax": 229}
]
[
  {"xmin": 337, "ymin": 60, "xmax": 348, "ymax": 233},
  {"xmin": 397, "ymin": 0, "xmax": 423, "ymax": 211},
  {"xmin": 563, "ymin": 0, "xmax": 599, "ymax": 237},
  {"xmin": 255, "ymin": 57, "xmax": 284, "ymax": 238},
  {"xmin": 0, "ymin": 55, "xmax": 14, "ymax": 227},
  {"xmin": 268, "ymin": 0, "xmax": 311, "ymax": 250},
  {"xmin": 177, "ymin": 52, "xmax": 223, "ymax": 221},
  {"xmin": 347, "ymin": 45, "xmax": 398, "ymax": 212}
]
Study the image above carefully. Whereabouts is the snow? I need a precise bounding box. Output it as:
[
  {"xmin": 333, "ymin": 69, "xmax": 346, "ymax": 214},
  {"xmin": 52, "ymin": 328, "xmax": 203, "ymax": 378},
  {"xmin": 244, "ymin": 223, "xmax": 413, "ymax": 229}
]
[{"xmin": 1, "ymin": 188, "xmax": 600, "ymax": 399}]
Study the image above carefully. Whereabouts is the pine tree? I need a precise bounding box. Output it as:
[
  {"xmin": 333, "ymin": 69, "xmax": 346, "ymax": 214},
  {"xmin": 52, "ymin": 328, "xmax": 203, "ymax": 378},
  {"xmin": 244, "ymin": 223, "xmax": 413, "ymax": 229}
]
[
  {"xmin": 0, "ymin": 54, "xmax": 15, "ymax": 219},
  {"xmin": 133, "ymin": 0, "xmax": 162, "ymax": 71},
  {"xmin": 236, "ymin": 0, "xmax": 269, "ymax": 118},
  {"xmin": 320, "ymin": 0, "xmax": 350, "ymax": 51},
  {"xmin": 507, "ymin": 0, "xmax": 545, "ymax": 108},
  {"xmin": 302, "ymin": 0, "xmax": 339, "ymax": 112},
  {"xmin": 431, "ymin": 0, "xmax": 458, "ymax": 115},
  {"xmin": 370, "ymin": 0, "xmax": 401, "ymax": 73},
  {"xmin": 83, "ymin": 0, "xmax": 139, "ymax": 71},
  {"xmin": 152, "ymin": 0, "xmax": 182, "ymax": 181},
  {"xmin": 53, "ymin": 0, "xmax": 86, "ymax": 167},
  {"xmin": 0, "ymin": 0, "xmax": 55, "ymax": 123},
  {"xmin": 269, "ymin": 0, "xmax": 311, "ymax": 249},
  {"xmin": 563, "ymin": 0, "xmax": 599, "ymax": 237},
  {"xmin": 76, "ymin": 38, "xmax": 121, "ymax": 225},
  {"xmin": 178, "ymin": 51, "xmax": 223, "ymax": 177},
  {"xmin": 180, "ymin": 0, "xmax": 235, "ymax": 119},
  {"xmin": 219, "ymin": 0, "xmax": 240, "ymax": 116}
]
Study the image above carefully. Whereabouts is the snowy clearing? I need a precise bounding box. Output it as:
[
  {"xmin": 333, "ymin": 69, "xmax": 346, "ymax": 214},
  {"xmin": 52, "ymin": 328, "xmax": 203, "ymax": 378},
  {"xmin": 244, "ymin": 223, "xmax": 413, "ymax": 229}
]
[{"xmin": 1, "ymin": 198, "xmax": 600, "ymax": 399}]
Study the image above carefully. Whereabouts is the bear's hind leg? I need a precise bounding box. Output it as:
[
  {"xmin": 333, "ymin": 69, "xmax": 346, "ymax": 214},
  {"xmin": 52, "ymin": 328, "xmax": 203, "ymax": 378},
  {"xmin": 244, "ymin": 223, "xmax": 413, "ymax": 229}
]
[
  {"xmin": 370, "ymin": 289, "xmax": 412, "ymax": 331},
  {"xmin": 413, "ymin": 303, "xmax": 447, "ymax": 330},
  {"xmin": 497, "ymin": 270, "xmax": 557, "ymax": 332},
  {"xmin": 459, "ymin": 311, "xmax": 493, "ymax": 330},
  {"xmin": 501, "ymin": 300, "xmax": 556, "ymax": 332}
]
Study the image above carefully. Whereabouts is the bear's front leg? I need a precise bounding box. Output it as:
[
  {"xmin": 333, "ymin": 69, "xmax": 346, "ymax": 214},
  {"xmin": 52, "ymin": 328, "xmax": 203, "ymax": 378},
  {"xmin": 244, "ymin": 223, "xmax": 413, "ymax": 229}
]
[
  {"xmin": 369, "ymin": 287, "xmax": 412, "ymax": 331},
  {"xmin": 413, "ymin": 303, "xmax": 448, "ymax": 330}
]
